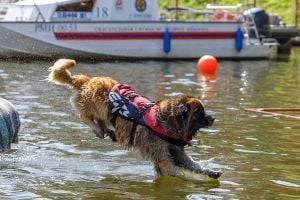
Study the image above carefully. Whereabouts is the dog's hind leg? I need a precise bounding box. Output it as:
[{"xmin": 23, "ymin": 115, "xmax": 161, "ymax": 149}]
[{"xmin": 170, "ymin": 147, "xmax": 222, "ymax": 179}]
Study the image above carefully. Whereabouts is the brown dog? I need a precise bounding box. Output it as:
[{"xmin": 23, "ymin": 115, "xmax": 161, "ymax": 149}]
[{"xmin": 48, "ymin": 59, "xmax": 221, "ymax": 179}]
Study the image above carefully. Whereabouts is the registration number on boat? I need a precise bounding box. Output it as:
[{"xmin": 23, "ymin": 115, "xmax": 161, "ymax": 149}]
[{"xmin": 35, "ymin": 23, "xmax": 78, "ymax": 33}]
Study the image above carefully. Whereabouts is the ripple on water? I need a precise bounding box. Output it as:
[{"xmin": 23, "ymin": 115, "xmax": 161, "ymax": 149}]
[
  {"xmin": 205, "ymin": 110, "xmax": 217, "ymax": 115},
  {"xmin": 102, "ymin": 150, "xmax": 128, "ymax": 156},
  {"xmin": 40, "ymin": 111, "xmax": 68, "ymax": 117},
  {"xmin": 233, "ymin": 144, "xmax": 244, "ymax": 147},
  {"xmin": 199, "ymin": 128, "xmax": 220, "ymax": 135},
  {"xmin": 106, "ymin": 164, "xmax": 153, "ymax": 177},
  {"xmin": 164, "ymin": 74, "xmax": 175, "ymax": 78},
  {"xmin": 0, "ymin": 73, "xmax": 9, "ymax": 79},
  {"xmin": 5, "ymin": 191, "xmax": 43, "ymax": 200},
  {"xmin": 15, "ymin": 95, "xmax": 39, "ymax": 100},
  {"xmin": 220, "ymin": 180, "xmax": 241, "ymax": 186},
  {"xmin": 198, "ymin": 159, "xmax": 233, "ymax": 170},
  {"xmin": 197, "ymin": 145, "xmax": 214, "ymax": 149},
  {"xmin": 245, "ymin": 137, "xmax": 258, "ymax": 141},
  {"xmin": 165, "ymin": 92, "xmax": 183, "ymax": 96},
  {"xmin": 185, "ymin": 73, "xmax": 195, "ymax": 77},
  {"xmin": 208, "ymin": 188, "xmax": 231, "ymax": 193},
  {"xmin": 226, "ymin": 107, "xmax": 239, "ymax": 111},
  {"xmin": 26, "ymin": 102, "xmax": 51, "ymax": 108},
  {"xmin": 252, "ymin": 167, "xmax": 260, "ymax": 171},
  {"xmin": 171, "ymin": 78, "xmax": 198, "ymax": 86},
  {"xmin": 39, "ymin": 142, "xmax": 95, "ymax": 155},
  {"xmin": 160, "ymin": 81, "xmax": 171, "ymax": 85},
  {"xmin": 15, "ymin": 104, "xmax": 30, "ymax": 112},
  {"xmin": 270, "ymin": 180, "xmax": 300, "ymax": 188},
  {"xmin": 234, "ymin": 149, "xmax": 277, "ymax": 155},
  {"xmin": 186, "ymin": 194, "xmax": 223, "ymax": 200},
  {"xmin": 53, "ymin": 121, "xmax": 87, "ymax": 129},
  {"xmin": 7, "ymin": 91, "xmax": 20, "ymax": 95}
]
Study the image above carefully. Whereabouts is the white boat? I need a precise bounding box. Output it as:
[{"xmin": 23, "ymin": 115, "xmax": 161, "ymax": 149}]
[
  {"xmin": 0, "ymin": 0, "xmax": 277, "ymax": 59},
  {"xmin": 0, "ymin": 0, "xmax": 19, "ymax": 20}
]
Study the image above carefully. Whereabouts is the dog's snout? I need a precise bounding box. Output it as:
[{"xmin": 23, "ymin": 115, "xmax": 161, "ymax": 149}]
[{"xmin": 206, "ymin": 115, "xmax": 215, "ymax": 126}]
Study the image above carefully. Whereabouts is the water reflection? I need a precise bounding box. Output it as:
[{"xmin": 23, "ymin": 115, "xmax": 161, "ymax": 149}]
[{"xmin": 0, "ymin": 52, "xmax": 299, "ymax": 199}]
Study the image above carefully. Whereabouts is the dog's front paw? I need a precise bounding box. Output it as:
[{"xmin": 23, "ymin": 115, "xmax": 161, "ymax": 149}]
[
  {"xmin": 207, "ymin": 170, "xmax": 222, "ymax": 179},
  {"xmin": 106, "ymin": 129, "xmax": 116, "ymax": 142},
  {"xmin": 93, "ymin": 130, "xmax": 104, "ymax": 139}
]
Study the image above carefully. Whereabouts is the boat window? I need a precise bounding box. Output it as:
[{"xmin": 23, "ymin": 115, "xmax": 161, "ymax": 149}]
[{"xmin": 55, "ymin": 0, "xmax": 94, "ymax": 12}]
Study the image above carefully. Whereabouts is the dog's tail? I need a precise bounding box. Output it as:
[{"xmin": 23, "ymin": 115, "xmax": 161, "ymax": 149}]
[{"xmin": 48, "ymin": 59, "xmax": 90, "ymax": 89}]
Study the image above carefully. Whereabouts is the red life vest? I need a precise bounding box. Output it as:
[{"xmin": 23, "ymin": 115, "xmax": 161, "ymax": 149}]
[{"xmin": 109, "ymin": 83, "xmax": 188, "ymax": 146}]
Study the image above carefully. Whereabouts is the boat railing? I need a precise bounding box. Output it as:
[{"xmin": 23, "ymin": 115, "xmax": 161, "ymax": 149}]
[
  {"xmin": 161, "ymin": 3, "xmax": 266, "ymax": 46},
  {"xmin": 160, "ymin": 6, "xmax": 213, "ymax": 21},
  {"xmin": 206, "ymin": 3, "xmax": 262, "ymax": 42},
  {"xmin": 242, "ymin": 13, "xmax": 261, "ymax": 44},
  {"xmin": 161, "ymin": 6, "xmax": 244, "ymax": 22}
]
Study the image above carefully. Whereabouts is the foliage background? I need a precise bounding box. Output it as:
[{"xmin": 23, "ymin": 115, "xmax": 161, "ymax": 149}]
[{"xmin": 159, "ymin": 0, "xmax": 296, "ymax": 26}]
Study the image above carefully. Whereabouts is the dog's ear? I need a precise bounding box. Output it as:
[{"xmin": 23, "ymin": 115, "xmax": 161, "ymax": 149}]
[{"xmin": 187, "ymin": 98, "xmax": 203, "ymax": 113}]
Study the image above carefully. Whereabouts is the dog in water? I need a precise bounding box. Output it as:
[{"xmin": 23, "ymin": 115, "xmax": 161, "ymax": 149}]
[{"xmin": 48, "ymin": 59, "xmax": 221, "ymax": 179}]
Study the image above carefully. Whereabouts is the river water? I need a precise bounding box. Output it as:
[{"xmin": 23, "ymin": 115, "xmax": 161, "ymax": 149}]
[{"xmin": 0, "ymin": 51, "xmax": 299, "ymax": 199}]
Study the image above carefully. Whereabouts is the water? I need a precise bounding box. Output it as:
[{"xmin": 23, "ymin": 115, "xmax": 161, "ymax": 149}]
[{"xmin": 0, "ymin": 50, "xmax": 299, "ymax": 199}]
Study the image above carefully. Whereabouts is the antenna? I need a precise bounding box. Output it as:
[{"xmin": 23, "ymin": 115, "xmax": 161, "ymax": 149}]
[{"xmin": 175, "ymin": 0, "xmax": 178, "ymax": 20}]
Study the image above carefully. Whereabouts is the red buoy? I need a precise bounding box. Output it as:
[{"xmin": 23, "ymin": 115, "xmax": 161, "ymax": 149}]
[{"xmin": 197, "ymin": 55, "xmax": 219, "ymax": 74}]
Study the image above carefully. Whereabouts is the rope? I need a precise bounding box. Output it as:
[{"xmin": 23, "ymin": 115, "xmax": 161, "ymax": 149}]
[{"xmin": 244, "ymin": 108, "xmax": 300, "ymax": 120}]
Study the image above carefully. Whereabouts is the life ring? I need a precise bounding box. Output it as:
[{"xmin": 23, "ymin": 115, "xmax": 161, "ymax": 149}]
[{"xmin": 212, "ymin": 10, "xmax": 236, "ymax": 21}]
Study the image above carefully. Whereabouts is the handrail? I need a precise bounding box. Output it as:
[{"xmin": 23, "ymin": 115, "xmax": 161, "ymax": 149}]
[
  {"xmin": 166, "ymin": 6, "xmax": 213, "ymax": 15},
  {"xmin": 248, "ymin": 11, "xmax": 260, "ymax": 41}
]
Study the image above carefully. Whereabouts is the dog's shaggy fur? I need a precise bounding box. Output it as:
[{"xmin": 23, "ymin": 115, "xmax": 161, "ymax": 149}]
[{"xmin": 49, "ymin": 59, "xmax": 222, "ymax": 179}]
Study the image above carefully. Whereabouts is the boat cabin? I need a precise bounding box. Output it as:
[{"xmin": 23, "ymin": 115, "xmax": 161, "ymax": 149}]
[{"xmin": 4, "ymin": 0, "xmax": 159, "ymax": 21}]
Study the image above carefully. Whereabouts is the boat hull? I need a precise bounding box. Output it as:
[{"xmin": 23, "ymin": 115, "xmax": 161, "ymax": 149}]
[{"xmin": 0, "ymin": 21, "xmax": 277, "ymax": 59}]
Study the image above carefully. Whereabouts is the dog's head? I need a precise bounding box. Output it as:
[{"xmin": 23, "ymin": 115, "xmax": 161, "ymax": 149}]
[{"xmin": 156, "ymin": 95, "xmax": 214, "ymax": 142}]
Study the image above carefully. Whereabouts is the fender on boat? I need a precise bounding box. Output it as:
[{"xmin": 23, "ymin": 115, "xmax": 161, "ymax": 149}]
[
  {"xmin": 235, "ymin": 27, "xmax": 244, "ymax": 52},
  {"xmin": 163, "ymin": 28, "xmax": 171, "ymax": 53}
]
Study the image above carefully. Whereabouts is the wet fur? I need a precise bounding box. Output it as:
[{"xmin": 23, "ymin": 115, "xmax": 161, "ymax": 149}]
[{"xmin": 49, "ymin": 59, "xmax": 222, "ymax": 179}]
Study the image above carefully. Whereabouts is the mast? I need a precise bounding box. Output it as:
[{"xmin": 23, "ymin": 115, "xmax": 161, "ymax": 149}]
[
  {"xmin": 296, "ymin": 0, "xmax": 299, "ymax": 27},
  {"xmin": 175, "ymin": 0, "xmax": 179, "ymax": 20}
]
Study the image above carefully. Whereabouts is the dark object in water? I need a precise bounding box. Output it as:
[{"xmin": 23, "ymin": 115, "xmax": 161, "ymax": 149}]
[
  {"xmin": 0, "ymin": 98, "xmax": 20, "ymax": 150},
  {"xmin": 277, "ymin": 37, "xmax": 300, "ymax": 54}
]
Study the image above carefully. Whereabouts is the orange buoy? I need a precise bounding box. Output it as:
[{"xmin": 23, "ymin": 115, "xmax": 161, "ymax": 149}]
[
  {"xmin": 197, "ymin": 55, "xmax": 219, "ymax": 74},
  {"xmin": 211, "ymin": 10, "xmax": 236, "ymax": 22}
]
